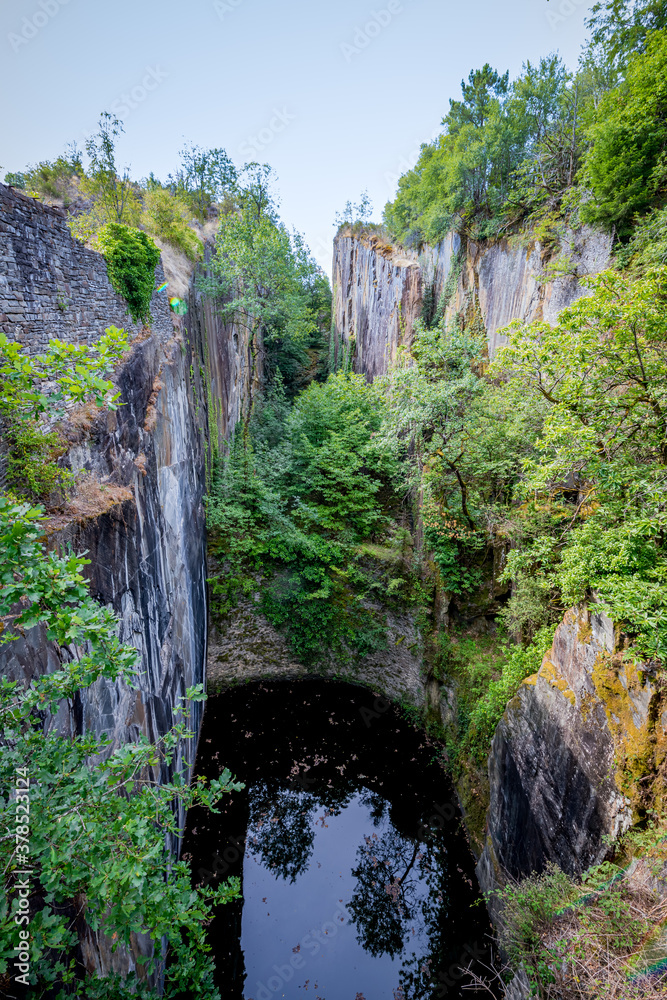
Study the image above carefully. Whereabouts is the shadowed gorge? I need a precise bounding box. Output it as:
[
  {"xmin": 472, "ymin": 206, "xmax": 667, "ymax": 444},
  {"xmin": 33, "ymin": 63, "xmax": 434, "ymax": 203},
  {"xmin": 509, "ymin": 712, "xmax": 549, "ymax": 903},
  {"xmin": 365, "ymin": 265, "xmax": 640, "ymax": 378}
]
[
  {"xmin": 181, "ymin": 680, "xmax": 491, "ymax": 1000},
  {"xmin": 3, "ymin": 2, "xmax": 667, "ymax": 997}
]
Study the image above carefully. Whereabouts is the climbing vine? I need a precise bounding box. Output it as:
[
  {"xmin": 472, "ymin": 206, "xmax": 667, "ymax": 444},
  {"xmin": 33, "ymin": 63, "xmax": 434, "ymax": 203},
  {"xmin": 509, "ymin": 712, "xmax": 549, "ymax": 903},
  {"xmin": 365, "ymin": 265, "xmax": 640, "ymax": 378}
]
[{"xmin": 97, "ymin": 223, "xmax": 160, "ymax": 322}]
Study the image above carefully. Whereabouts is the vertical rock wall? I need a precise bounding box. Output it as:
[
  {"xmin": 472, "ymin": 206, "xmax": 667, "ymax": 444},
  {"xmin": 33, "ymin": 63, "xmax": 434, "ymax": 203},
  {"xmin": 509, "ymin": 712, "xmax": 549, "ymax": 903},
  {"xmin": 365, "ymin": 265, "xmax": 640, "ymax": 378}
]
[
  {"xmin": 0, "ymin": 183, "xmax": 211, "ymax": 979},
  {"xmin": 332, "ymin": 224, "xmax": 612, "ymax": 372},
  {"xmin": 188, "ymin": 270, "xmax": 255, "ymax": 453},
  {"xmin": 477, "ymin": 605, "xmax": 636, "ymax": 904},
  {"xmin": 331, "ymin": 229, "xmax": 422, "ymax": 379}
]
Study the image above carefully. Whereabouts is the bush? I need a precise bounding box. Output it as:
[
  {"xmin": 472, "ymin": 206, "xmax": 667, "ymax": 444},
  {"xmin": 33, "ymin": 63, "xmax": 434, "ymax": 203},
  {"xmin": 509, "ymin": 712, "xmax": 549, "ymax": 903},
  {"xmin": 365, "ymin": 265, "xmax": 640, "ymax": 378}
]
[
  {"xmin": 0, "ymin": 499, "xmax": 242, "ymax": 996},
  {"xmin": 581, "ymin": 30, "xmax": 667, "ymax": 235},
  {"xmin": 4, "ymin": 420, "xmax": 73, "ymax": 507},
  {"xmin": 97, "ymin": 223, "xmax": 161, "ymax": 322},
  {"xmin": 141, "ymin": 187, "xmax": 203, "ymax": 261},
  {"xmin": 20, "ymin": 152, "xmax": 84, "ymax": 206}
]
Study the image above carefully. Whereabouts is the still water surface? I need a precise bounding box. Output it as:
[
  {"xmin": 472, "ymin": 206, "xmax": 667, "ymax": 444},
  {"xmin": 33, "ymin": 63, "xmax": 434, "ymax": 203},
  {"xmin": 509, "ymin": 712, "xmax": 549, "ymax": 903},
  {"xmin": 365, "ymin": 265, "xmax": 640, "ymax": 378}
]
[{"xmin": 183, "ymin": 681, "xmax": 491, "ymax": 999}]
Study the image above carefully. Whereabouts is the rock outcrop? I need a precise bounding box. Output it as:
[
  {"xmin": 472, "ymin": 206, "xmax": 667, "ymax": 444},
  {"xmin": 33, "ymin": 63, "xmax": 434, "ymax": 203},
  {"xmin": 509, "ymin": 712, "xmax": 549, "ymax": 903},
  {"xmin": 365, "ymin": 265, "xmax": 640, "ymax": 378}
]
[
  {"xmin": 332, "ymin": 224, "xmax": 612, "ymax": 371},
  {"xmin": 477, "ymin": 600, "xmax": 667, "ymax": 908},
  {"xmin": 207, "ymin": 597, "xmax": 426, "ymax": 708},
  {"xmin": 331, "ymin": 229, "xmax": 421, "ymax": 379},
  {"xmin": 0, "ymin": 184, "xmax": 213, "ymax": 979}
]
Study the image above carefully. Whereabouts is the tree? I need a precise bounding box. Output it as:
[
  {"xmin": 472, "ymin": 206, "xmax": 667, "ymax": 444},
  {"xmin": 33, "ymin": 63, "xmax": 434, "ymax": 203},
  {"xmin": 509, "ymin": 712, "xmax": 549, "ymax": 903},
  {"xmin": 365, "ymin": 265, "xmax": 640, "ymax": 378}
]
[
  {"xmin": 85, "ymin": 113, "xmax": 138, "ymax": 225},
  {"xmin": 580, "ymin": 29, "xmax": 667, "ymax": 234},
  {"xmin": 333, "ymin": 190, "xmax": 373, "ymax": 229},
  {"xmin": 585, "ymin": 0, "xmax": 667, "ymax": 72},
  {"xmin": 238, "ymin": 160, "xmax": 278, "ymax": 220},
  {"xmin": 491, "ymin": 267, "xmax": 667, "ymax": 658},
  {"xmin": 173, "ymin": 143, "xmax": 237, "ymax": 219},
  {"xmin": 201, "ymin": 204, "xmax": 320, "ymax": 406}
]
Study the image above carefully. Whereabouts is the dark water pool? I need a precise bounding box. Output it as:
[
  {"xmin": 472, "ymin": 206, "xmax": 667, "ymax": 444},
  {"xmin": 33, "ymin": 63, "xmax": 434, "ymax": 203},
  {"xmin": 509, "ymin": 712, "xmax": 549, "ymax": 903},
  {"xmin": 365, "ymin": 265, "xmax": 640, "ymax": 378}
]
[{"xmin": 182, "ymin": 681, "xmax": 491, "ymax": 1000}]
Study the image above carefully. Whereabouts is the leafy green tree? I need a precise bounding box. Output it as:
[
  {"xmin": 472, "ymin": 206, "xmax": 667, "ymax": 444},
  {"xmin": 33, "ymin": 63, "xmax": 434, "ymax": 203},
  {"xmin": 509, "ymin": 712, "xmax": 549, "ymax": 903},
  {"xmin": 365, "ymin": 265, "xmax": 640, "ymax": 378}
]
[
  {"xmin": 239, "ymin": 161, "xmax": 278, "ymax": 220},
  {"xmin": 382, "ymin": 57, "xmax": 573, "ymax": 243},
  {"xmin": 334, "ymin": 190, "xmax": 373, "ymax": 229},
  {"xmin": 580, "ymin": 29, "xmax": 667, "ymax": 235},
  {"xmin": 0, "ymin": 499, "xmax": 242, "ymax": 997},
  {"xmin": 492, "ymin": 267, "xmax": 667, "ymax": 658},
  {"xmin": 0, "ymin": 327, "xmax": 129, "ymax": 505},
  {"xmin": 141, "ymin": 185, "xmax": 203, "ymax": 261},
  {"xmin": 172, "ymin": 143, "xmax": 237, "ymax": 220},
  {"xmin": 585, "ymin": 0, "xmax": 667, "ymax": 72},
  {"xmin": 201, "ymin": 201, "xmax": 321, "ymax": 405},
  {"xmin": 207, "ymin": 371, "xmax": 395, "ymax": 664},
  {"xmin": 84, "ymin": 113, "xmax": 139, "ymax": 226}
]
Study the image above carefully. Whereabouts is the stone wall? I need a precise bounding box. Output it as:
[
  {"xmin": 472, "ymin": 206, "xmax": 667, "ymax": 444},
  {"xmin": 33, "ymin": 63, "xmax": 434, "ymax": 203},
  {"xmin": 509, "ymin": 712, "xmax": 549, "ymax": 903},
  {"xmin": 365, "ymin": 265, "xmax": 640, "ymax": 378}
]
[
  {"xmin": 0, "ymin": 183, "xmax": 173, "ymax": 351},
  {"xmin": 0, "ymin": 183, "xmax": 209, "ymax": 981}
]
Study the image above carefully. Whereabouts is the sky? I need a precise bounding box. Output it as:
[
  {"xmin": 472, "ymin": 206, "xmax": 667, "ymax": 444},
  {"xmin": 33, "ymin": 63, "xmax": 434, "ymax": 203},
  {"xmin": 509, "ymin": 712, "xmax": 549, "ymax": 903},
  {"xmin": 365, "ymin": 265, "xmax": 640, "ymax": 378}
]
[{"xmin": 0, "ymin": 0, "xmax": 596, "ymax": 276}]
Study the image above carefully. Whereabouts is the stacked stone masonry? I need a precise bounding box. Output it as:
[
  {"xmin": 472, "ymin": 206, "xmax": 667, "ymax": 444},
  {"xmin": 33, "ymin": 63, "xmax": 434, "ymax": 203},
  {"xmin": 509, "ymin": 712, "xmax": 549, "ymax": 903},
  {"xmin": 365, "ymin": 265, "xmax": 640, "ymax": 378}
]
[{"xmin": 0, "ymin": 183, "xmax": 172, "ymax": 351}]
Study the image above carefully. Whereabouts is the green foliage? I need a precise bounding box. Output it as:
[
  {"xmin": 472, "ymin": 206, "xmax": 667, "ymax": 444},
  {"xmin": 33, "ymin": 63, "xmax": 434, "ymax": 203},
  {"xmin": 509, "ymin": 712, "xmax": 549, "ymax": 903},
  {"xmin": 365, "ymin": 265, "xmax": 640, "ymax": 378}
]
[
  {"xmin": 170, "ymin": 143, "xmax": 237, "ymax": 219},
  {"xmin": 0, "ymin": 326, "xmax": 127, "ymax": 423},
  {"xmin": 441, "ymin": 627, "xmax": 554, "ymax": 768},
  {"xmin": 586, "ymin": 0, "xmax": 667, "ymax": 73},
  {"xmin": 202, "ymin": 205, "xmax": 319, "ymax": 346},
  {"xmin": 334, "ymin": 190, "xmax": 373, "ymax": 229},
  {"xmin": 141, "ymin": 186, "xmax": 203, "ymax": 261},
  {"xmin": 0, "ymin": 498, "xmax": 242, "ymax": 996},
  {"xmin": 4, "ymin": 170, "xmax": 26, "ymax": 188},
  {"xmin": 207, "ymin": 371, "xmax": 397, "ymax": 664},
  {"xmin": 0, "ymin": 326, "xmax": 127, "ymax": 509},
  {"xmin": 495, "ymin": 826, "xmax": 667, "ymax": 998},
  {"xmin": 200, "ymin": 185, "xmax": 330, "ymax": 397},
  {"xmin": 617, "ymin": 205, "xmax": 667, "ymax": 270},
  {"xmin": 97, "ymin": 224, "xmax": 161, "ymax": 322},
  {"xmin": 378, "ymin": 321, "xmax": 543, "ymax": 602},
  {"xmin": 9, "ymin": 148, "xmax": 84, "ymax": 206},
  {"xmin": 492, "ymin": 268, "xmax": 667, "ymax": 659},
  {"xmin": 580, "ymin": 30, "xmax": 667, "ymax": 235},
  {"xmin": 383, "ymin": 55, "xmax": 578, "ymax": 245},
  {"xmin": 4, "ymin": 422, "xmax": 73, "ymax": 506},
  {"xmin": 83, "ymin": 113, "xmax": 140, "ymax": 227}
]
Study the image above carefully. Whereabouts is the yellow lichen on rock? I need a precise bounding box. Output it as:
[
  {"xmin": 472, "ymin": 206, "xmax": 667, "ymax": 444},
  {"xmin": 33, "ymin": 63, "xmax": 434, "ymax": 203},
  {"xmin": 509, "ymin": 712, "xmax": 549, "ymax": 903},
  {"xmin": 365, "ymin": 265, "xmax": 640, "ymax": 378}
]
[
  {"xmin": 591, "ymin": 651, "xmax": 667, "ymax": 815},
  {"xmin": 539, "ymin": 658, "xmax": 576, "ymax": 706}
]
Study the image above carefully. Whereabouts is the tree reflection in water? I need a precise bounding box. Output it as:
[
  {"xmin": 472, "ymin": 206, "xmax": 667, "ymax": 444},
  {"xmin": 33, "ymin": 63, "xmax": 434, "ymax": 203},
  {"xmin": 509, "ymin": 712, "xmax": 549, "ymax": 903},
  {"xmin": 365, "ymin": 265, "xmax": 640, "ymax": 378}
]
[{"xmin": 183, "ymin": 680, "xmax": 491, "ymax": 999}]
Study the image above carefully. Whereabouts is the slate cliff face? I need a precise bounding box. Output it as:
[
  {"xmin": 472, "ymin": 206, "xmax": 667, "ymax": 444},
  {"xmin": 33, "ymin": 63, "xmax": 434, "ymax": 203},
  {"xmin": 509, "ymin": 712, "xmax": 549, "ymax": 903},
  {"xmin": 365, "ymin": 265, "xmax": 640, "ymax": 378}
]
[
  {"xmin": 477, "ymin": 605, "xmax": 638, "ymax": 900},
  {"xmin": 332, "ymin": 224, "xmax": 612, "ymax": 371},
  {"xmin": 331, "ymin": 230, "xmax": 421, "ymax": 378},
  {"xmin": 335, "ymin": 220, "xmax": 659, "ymax": 917},
  {"xmin": 0, "ymin": 184, "xmax": 213, "ymax": 978}
]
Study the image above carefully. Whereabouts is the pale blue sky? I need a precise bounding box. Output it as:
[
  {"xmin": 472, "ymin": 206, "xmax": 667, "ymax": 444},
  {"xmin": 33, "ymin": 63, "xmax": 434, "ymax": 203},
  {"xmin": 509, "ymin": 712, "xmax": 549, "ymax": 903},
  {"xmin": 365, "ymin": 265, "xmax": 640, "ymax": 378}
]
[{"xmin": 1, "ymin": 0, "xmax": 595, "ymax": 274}]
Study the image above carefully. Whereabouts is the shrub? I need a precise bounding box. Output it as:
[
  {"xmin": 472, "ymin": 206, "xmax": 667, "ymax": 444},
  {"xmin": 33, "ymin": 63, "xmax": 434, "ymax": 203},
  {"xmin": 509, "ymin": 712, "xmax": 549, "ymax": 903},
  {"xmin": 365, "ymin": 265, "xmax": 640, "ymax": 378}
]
[
  {"xmin": 0, "ymin": 498, "xmax": 242, "ymax": 996},
  {"xmin": 97, "ymin": 223, "xmax": 161, "ymax": 322},
  {"xmin": 4, "ymin": 420, "xmax": 73, "ymax": 507},
  {"xmin": 141, "ymin": 187, "xmax": 203, "ymax": 261}
]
